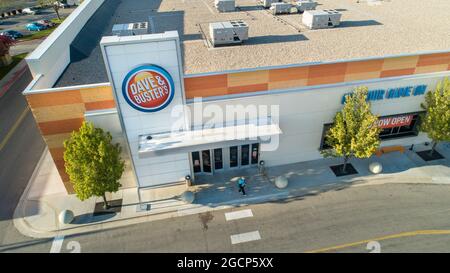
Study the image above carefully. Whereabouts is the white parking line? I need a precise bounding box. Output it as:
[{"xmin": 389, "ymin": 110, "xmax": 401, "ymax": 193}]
[
  {"xmin": 50, "ymin": 235, "xmax": 65, "ymax": 253},
  {"xmin": 230, "ymin": 231, "xmax": 261, "ymax": 245},
  {"xmin": 225, "ymin": 209, "xmax": 253, "ymax": 221}
]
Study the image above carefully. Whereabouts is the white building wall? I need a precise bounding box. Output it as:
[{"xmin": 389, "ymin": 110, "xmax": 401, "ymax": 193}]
[
  {"xmin": 84, "ymin": 109, "xmax": 136, "ymax": 189},
  {"xmin": 100, "ymin": 32, "xmax": 190, "ymax": 188}
]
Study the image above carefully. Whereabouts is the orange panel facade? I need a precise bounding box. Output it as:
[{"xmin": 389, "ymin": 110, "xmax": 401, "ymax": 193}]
[
  {"xmin": 183, "ymin": 52, "xmax": 450, "ymax": 100},
  {"xmin": 25, "ymin": 84, "xmax": 115, "ymax": 193}
]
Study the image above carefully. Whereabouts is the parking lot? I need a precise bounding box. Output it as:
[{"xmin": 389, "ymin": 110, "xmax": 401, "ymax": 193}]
[{"xmin": 0, "ymin": 6, "xmax": 76, "ymax": 37}]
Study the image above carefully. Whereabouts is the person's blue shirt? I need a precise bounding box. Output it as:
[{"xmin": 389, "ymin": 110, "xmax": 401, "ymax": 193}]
[{"xmin": 238, "ymin": 177, "xmax": 246, "ymax": 187}]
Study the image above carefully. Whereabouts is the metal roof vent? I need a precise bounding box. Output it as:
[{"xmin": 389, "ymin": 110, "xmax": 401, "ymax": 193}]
[
  {"xmin": 215, "ymin": 0, "xmax": 235, "ymax": 12},
  {"xmin": 112, "ymin": 22, "xmax": 149, "ymax": 36},
  {"xmin": 209, "ymin": 20, "xmax": 249, "ymax": 47},
  {"xmin": 270, "ymin": 3, "xmax": 293, "ymax": 15},
  {"xmin": 296, "ymin": 0, "xmax": 318, "ymax": 13},
  {"xmin": 302, "ymin": 9, "xmax": 342, "ymax": 29}
]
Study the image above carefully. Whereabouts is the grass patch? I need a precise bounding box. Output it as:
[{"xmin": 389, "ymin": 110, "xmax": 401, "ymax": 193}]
[
  {"xmin": 0, "ymin": 53, "xmax": 28, "ymax": 81},
  {"xmin": 20, "ymin": 28, "xmax": 57, "ymax": 41},
  {"xmin": 51, "ymin": 18, "xmax": 65, "ymax": 24}
]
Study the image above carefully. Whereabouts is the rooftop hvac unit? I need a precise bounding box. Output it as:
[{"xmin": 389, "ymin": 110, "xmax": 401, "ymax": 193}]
[
  {"xmin": 214, "ymin": 0, "xmax": 235, "ymax": 12},
  {"xmin": 296, "ymin": 0, "xmax": 318, "ymax": 13},
  {"xmin": 209, "ymin": 20, "xmax": 249, "ymax": 47},
  {"xmin": 302, "ymin": 9, "xmax": 342, "ymax": 29},
  {"xmin": 112, "ymin": 22, "xmax": 149, "ymax": 36},
  {"xmin": 261, "ymin": 0, "xmax": 281, "ymax": 9},
  {"xmin": 270, "ymin": 3, "xmax": 292, "ymax": 14}
]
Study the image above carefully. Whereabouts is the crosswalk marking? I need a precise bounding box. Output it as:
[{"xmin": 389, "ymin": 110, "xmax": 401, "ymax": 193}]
[
  {"xmin": 230, "ymin": 231, "xmax": 261, "ymax": 245},
  {"xmin": 225, "ymin": 209, "xmax": 253, "ymax": 221},
  {"xmin": 50, "ymin": 235, "xmax": 65, "ymax": 253}
]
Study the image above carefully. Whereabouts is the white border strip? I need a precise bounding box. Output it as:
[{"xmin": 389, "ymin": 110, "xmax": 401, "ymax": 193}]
[{"xmin": 23, "ymin": 82, "xmax": 111, "ymax": 95}]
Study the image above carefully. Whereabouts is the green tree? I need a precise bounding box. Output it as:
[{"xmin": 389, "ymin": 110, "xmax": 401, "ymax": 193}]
[
  {"xmin": 419, "ymin": 77, "xmax": 450, "ymax": 156},
  {"xmin": 64, "ymin": 121, "xmax": 124, "ymax": 209},
  {"xmin": 322, "ymin": 86, "xmax": 381, "ymax": 173},
  {"xmin": 38, "ymin": 0, "xmax": 62, "ymax": 20}
]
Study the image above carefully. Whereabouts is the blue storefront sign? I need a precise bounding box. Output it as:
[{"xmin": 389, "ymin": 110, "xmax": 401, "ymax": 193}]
[{"xmin": 341, "ymin": 84, "xmax": 427, "ymax": 104}]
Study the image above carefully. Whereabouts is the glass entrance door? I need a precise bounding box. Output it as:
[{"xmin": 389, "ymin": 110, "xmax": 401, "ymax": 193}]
[
  {"xmin": 192, "ymin": 151, "xmax": 201, "ymax": 173},
  {"xmin": 191, "ymin": 149, "xmax": 223, "ymax": 174},
  {"xmin": 225, "ymin": 143, "xmax": 259, "ymax": 170},
  {"xmin": 213, "ymin": 148, "xmax": 223, "ymax": 171},
  {"xmin": 192, "ymin": 143, "xmax": 259, "ymax": 174},
  {"xmin": 229, "ymin": 146, "xmax": 238, "ymax": 168},
  {"xmin": 202, "ymin": 150, "xmax": 212, "ymax": 173},
  {"xmin": 241, "ymin": 144, "xmax": 250, "ymax": 166},
  {"xmin": 191, "ymin": 150, "xmax": 212, "ymax": 174}
]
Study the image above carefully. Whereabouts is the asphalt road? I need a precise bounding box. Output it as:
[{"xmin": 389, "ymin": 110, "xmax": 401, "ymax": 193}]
[
  {"xmin": 0, "ymin": 66, "xmax": 46, "ymax": 252},
  {"xmin": 2, "ymin": 183, "xmax": 450, "ymax": 253},
  {"xmin": 9, "ymin": 37, "xmax": 45, "ymax": 56}
]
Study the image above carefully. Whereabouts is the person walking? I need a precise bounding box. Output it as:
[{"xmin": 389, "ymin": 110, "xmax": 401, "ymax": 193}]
[{"xmin": 238, "ymin": 176, "xmax": 246, "ymax": 196}]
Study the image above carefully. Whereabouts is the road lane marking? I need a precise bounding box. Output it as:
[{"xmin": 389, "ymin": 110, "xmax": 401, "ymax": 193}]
[
  {"xmin": 230, "ymin": 231, "xmax": 261, "ymax": 245},
  {"xmin": 0, "ymin": 107, "xmax": 29, "ymax": 152},
  {"xmin": 50, "ymin": 235, "xmax": 65, "ymax": 253},
  {"xmin": 305, "ymin": 229, "xmax": 450, "ymax": 253},
  {"xmin": 225, "ymin": 209, "xmax": 253, "ymax": 221}
]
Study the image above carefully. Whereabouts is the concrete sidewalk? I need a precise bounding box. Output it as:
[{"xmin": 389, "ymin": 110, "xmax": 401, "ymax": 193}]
[{"xmin": 13, "ymin": 142, "xmax": 450, "ymax": 238}]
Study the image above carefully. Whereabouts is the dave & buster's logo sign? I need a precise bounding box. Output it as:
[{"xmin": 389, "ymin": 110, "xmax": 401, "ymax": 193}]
[{"xmin": 121, "ymin": 64, "xmax": 175, "ymax": 112}]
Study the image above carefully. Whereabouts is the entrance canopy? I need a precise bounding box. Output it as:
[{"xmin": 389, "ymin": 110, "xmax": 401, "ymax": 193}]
[{"xmin": 138, "ymin": 117, "xmax": 282, "ymax": 158}]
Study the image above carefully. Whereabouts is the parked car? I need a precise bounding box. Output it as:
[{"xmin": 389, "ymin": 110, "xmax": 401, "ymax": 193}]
[
  {"xmin": 36, "ymin": 19, "xmax": 55, "ymax": 28},
  {"xmin": 22, "ymin": 8, "xmax": 40, "ymax": 15},
  {"xmin": 25, "ymin": 22, "xmax": 47, "ymax": 31},
  {"xmin": 0, "ymin": 30, "xmax": 24, "ymax": 39}
]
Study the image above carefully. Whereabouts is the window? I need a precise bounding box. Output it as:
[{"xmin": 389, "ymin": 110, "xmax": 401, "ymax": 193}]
[
  {"xmin": 319, "ymin": 123, "xmax": 333, "ymax": 150},
  {"xmin": 319, "ymin": 112, "xmax": 422, "ymax": 150},
  {"xmin": 379, "ymin": 114, "xmax": 420, "ymax": 140}
]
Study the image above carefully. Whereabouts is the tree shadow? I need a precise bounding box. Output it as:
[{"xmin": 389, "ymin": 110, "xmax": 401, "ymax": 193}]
[{"xmin": 72, "ymin": 212, "xmax": 117, "ymax": 224}]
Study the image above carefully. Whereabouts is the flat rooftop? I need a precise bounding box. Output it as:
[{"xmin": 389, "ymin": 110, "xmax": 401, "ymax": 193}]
[{"xmin": 54, "ymin": 0, "xmax": 450, "ymax": 88}]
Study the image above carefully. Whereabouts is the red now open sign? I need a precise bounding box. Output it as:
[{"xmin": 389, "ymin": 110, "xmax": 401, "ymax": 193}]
[{"xmin": 375, "ymin": 114, "xmax": 414, "ymax": 129}]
